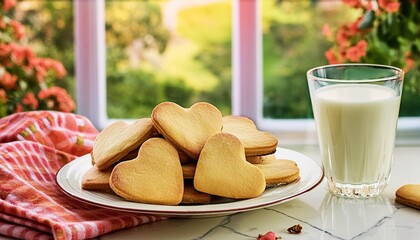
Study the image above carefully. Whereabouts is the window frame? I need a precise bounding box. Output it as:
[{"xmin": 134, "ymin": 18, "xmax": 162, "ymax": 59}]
[{"xmin": 74, "ymin": 0, "xmax": 420, "ymax": 145}]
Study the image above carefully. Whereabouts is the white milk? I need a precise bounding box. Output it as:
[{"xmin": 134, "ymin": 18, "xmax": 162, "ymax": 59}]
[{"xmin": 312, "ymin": 84, "xmax": 401, "ymax": 184}]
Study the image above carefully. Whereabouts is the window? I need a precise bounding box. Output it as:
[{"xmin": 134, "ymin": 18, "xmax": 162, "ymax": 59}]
[
  {"xmin": 75, "ymin": 0, "xmax": 420, "ymax": 144},
  {"xmin": 75, "ymin": 0, "xmax": 232, "ymax": 127}
]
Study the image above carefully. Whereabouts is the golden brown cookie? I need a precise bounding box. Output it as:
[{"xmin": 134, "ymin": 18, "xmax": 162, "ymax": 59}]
[
  {"xmin": 181, "ymin": 182, "xmax": 212, "ymax": 205},
  {"xmin": 395, "ymin": 184, "xmax": 420, "ymax": 210},
  {"xmin": 110, "ymin": 138, "xmax": 184, "ymax": 205},
  {"xmin": 91, "ymin": 148, "xmax": 138, "ymax": 166},
  {"xmin": 254, "ymin": 159, "xmax": 300, "ymax": 187},
  {"xmin": 93, "ymin": 119, "xmax": 156, "ymax": 170},
  {"xmin": 81, "ymin": 165, "xmax": 112, "ymax": 191},
  {"xmin": 151, "ymin": 102, "xmax": 223, "ymax": 159},
  {"xmin": 182, "ymin": 163, "xmax": 196, "ymax": 179},
  {"xmin": 246, "ymin": 154, "xmax": 276, "ymax": 164},
  {"xmin": 222, "ymin": 116, "xmax": 278, "ymax": 156},
  {"xmin": 120, "ymin": 147, "xmax": 139, "ymax": 161},
  {"xmin": 194, "ymin": 132, "xmax": 266, "ymax": 199},
  {"xmin": 177, "ymin": 148, "xmax": 194, "ymax": 164}
]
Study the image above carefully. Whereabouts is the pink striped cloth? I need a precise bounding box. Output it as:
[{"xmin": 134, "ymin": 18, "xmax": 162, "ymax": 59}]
[{"xmin": 0, "ymin": 111, "xmax": 165, "ymax": 240}]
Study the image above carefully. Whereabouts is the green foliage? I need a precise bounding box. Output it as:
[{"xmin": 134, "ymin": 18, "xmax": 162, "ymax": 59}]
[
  {"xmin": 195, "ymin": 41, "xmax": 232, "ymax": 115},
  {"xmin": 105, "ymin": 1, "xmax": 169, "ymax": 53},
  {"xmin": 20, "ymin": 2, "xmax": 75, "ymax": 97},
  {"xmin": 105, "ymin": 0, "xmax": 232, "ymax": 118},
  {"xmin": 324, "ymin": 0, "xmax": 420, "ymax": 116},
  {"xmin": 107, "ymin": 69, "xmax": 163, "ymax": 118},
  {"xmin": 106, "ymin": 68, "xmax": 195, "ymax": 118},
  {"xmin": 177, "ymin": 2, "xmax": 231, "ymax": 44},
  {"xmin": 261, "ymin": 1, "xmax": 350, "ymax": 118}
]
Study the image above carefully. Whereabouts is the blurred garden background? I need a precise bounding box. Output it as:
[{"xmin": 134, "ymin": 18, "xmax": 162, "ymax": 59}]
[{"xmin": 5, "ymin": 0, "xmax": 419, "ymax": 119}]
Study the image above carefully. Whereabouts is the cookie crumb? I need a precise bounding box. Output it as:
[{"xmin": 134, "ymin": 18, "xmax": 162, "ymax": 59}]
[{"xmin": 287, "ymin": 224, "xmax": 302, "ymax": 234}]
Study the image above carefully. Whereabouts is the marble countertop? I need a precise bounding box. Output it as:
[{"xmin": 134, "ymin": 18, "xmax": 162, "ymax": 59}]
[{"xmin": 100, "ymin": 145, "xmax": 420, "ymax": 240}]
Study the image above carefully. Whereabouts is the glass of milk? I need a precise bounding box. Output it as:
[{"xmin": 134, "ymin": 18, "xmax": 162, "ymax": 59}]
[{"xmin": 307, "ymin": 64, "xmax": 404, "ymax": 198}]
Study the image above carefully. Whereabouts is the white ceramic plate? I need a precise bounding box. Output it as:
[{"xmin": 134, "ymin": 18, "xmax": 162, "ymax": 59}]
[{"xmin": 56, "ymin": 147, "xmax": 323, "ymax": 217}]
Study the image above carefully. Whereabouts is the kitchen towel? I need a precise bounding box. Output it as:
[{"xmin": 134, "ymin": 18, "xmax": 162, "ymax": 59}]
[{"xmin": 0, "ymin": 111, "xmax": 165, "ymax": 240}]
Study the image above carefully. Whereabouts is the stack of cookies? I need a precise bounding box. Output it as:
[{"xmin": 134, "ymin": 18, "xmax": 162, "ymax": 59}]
[{"xmin": 81, "ymin": 102, "xmax": 300, "ymax": 206}]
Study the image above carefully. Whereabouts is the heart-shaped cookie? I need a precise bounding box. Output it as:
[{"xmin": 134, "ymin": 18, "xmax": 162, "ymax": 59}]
[
  {"xmin": 93, "ymin": 118, "xmax": 156, "ymax": 170},
  {"xmin": 246, "ymin": 153, "xmax": 276, "ymax": 164},
  {"xmin": 81, "ymin": 165, "xmax": 112, "ymax": 191},
  {"xmin": 181, "ymin": 181, "xmax": 212, "ymax": 205},
  {"xmin": 222, "ymin": 116, "xmax": 278, "ymax": 156},
  {"xmin": 396, "ymin": 184, "xmax": 420, "ymax": 210},
  {"xmin": 110, "ymin": 138, "xmax": 183, "ymax": 205},
  {"xmin": 151, "ymin": 102, "xmax": 223, "ymax": 159},
  {"xmin": 255, "ymin": 159, "xmax": 300, "ymax": 187},
  {"xmin": 194, "ymin": 132, "xmax": 266, "ymax": 199}
]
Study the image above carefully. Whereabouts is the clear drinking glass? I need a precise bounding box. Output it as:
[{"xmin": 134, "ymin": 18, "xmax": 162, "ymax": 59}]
[{"xmin": 307, "ymin": 64, "xmax": 404, "ymax": 198}]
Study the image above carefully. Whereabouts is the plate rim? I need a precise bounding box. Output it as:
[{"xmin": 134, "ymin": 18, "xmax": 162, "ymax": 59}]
[{"xmin": 56, "ymin": 147, "xmax": 323, "ymax": 216}]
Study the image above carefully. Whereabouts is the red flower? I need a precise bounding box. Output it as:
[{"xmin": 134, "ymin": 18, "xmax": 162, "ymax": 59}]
[
  {"xmin": 22, "ymin": 92, "xmax": 38, "ymax": 110},
  {"xmin": 0, "ymin": 89, "xmax": 6, "ymax": 103},
  {"xmin": 378, "ymin": 0, "xmax": 400, "ymax": 13},
  {"xmin": 14, "ymin": 103, "xmax": 22, "ymax": 113},
  {"xmin": 325, "ymin": 48, "xmax": 344, "ymax": 64},
  {"xmin": 0, "ymin": 18, "xmax": 6, "ymax": 29},
  {"xmin": 35, "ymin": 66, "xmax": 47, "ymax": 83},
  {"xmin": 345, "ymin": 40, "xmax": 368, "ymax": 62},
  {"xmin": 347, "ymin": 17, "xmax": 363, "ymax": 36},
  {"xmin": 365, "ymin": 0, "xmax": 375, "ymax": 10},
  {"xmin": 24, "ymin": 46, "xmax": 35, "ymax": 63},
  {"xmin": 10, "ymin": 43, "xmax": 28, "ymax": 66},
  {"xmin": 0, "ymin": 0, "xmax": 76, "ymax": 117},
  {"xmin": 38, "ymin": 86, "xmax": 75, "ymax": 112},
  {"xmin": 0, "ymin": 71, "xmax": 18, "ymax": 89},
  {"xmin": 0, "ymin": 44, "xmax": 10, "ymax": 56},
  {"xmin": 32, "ymin": 58, "xmax": 67, "ymax": 82},
  {"xmin": 9, "ymin": 20, "xmax": 25, "ymax": 40},
  {"xmin": 342, "ymin": 0, "xmax": 363, "ymax": 8},
  {"xmin": 404, "ymin": 52, "xmax": 415, "ymax": 72},
  {"xmin": 2, "ymin": 0, "xmax": 16, "ymax": 12},
  {"xmin": 49, "ymin": 59, "xmax": 67, "ymax": 78},
  {"xmin": 336, "ymin": 27, "xmax": 350, "ymax": 51}
]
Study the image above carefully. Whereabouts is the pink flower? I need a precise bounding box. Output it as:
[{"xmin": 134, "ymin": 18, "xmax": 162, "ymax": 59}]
[
  {"xmin": 378, "ymin": 0, "xmax": 400, "ymax": 13},
  {"xmin": 322, "ymin": 24, "xmax": 333, "ymax": 40}
]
